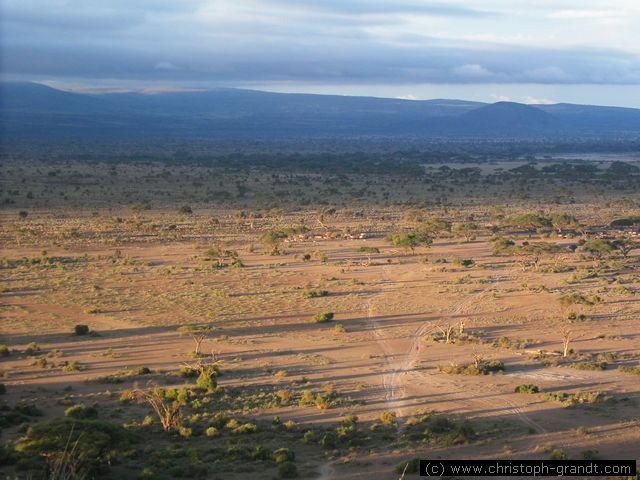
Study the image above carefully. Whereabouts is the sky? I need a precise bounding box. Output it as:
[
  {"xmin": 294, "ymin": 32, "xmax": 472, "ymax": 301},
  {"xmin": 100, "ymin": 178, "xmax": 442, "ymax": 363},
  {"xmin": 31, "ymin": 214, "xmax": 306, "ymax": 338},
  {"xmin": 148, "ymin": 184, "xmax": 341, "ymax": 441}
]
[{"xmin": 2, "ymin": 0, "xmax": 640, "ymax": 107}]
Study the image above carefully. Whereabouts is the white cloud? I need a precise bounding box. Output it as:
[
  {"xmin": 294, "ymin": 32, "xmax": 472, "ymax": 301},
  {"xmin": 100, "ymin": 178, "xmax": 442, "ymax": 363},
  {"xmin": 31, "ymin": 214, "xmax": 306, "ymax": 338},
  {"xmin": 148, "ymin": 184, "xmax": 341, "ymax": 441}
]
[
  {"xmin": 453, "ymin": 64, "xmax": 492, "ymax": 78},
  {"xmin": 396, "ymin": 94, "xmax": 417, "ymax": 100},
  {"xmin": 522, "ymin": 96, "xmax": 555, "ymax": 104},
  {"xmin": 548, "ymin": 9, "xmax": 619, "ymax": 20},
  {"xmin": 491, "ymin": 94, "xmax": 511, "ymax": 102}
]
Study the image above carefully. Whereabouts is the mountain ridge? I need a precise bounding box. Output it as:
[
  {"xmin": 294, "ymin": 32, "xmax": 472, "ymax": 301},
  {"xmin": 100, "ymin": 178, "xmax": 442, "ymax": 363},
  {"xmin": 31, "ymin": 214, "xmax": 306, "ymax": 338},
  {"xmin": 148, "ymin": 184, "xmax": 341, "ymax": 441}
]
[{"xmin": 2, "ymin": 82, "xmax": 640, "ymax": 141}]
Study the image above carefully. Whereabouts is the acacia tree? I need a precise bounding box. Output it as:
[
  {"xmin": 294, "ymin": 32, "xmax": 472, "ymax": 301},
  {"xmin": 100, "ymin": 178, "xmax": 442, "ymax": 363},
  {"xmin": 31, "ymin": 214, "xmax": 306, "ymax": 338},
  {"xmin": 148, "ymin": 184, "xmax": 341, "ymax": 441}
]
[
  {"xmin": 613, "ymin": 237, "xmax": 639, "ymax": 258},
  {"xmin": 550, "ymin": 213, "xmax": 579, "ymax": 233},
  {"xmin": 357, "ymin": 246, "xmax": 380, "ymax": 265},
  {"xmin": 260, "ymin": 229, "xmax": 288, "ymax": 255},
  {"xmin": 581, "ymin": 239, "xmax": 615, "ymax": 259},
  {"xmin": 453, "ymin": 222, "xmax": 479, "ymax": 242},
  {"xmin": 133, "ymin": 384, "xmax": 189, "ymax": 432},
  {"xmin": 177, "ymin": 324, "xmax": 215, "ymax": 356},
  {"xmin": 506, "ymin": 213, "xmax": 552, "ymax": 237},
  {"xmin": 387, "ymin": 228, "xmax": 433, "ymax": 254}
]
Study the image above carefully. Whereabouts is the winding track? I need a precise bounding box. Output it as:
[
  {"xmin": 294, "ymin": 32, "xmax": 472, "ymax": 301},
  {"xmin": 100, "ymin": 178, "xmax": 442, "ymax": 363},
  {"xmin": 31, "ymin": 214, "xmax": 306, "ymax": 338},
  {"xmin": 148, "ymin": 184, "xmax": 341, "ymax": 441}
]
[{"xmin": 317, "ymin": 267, "xmax": 547, "ymax": 479}]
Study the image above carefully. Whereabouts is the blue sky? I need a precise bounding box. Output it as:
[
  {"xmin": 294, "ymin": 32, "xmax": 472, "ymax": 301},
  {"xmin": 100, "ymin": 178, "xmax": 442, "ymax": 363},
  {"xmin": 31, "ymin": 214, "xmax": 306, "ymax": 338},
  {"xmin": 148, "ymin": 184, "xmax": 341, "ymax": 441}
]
[{"xmin": 2, "ymin": 0, "xmax": 640, "ymax": 106}]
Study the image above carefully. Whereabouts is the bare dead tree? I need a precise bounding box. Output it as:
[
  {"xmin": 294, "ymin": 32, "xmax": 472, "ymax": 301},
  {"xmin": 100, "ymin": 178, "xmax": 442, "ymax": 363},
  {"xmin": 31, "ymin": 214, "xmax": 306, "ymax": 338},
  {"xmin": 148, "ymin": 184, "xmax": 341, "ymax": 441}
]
[
  {"xmin": 458, "ymin": 320, "xmax": 466, "ymax": 335},
  {"xmin": 437, "ymin": 323, "xmax": 455, "ymax": 344},
  {"xmin": 177, "ymin": 324, "xmax": 214, "ymax": 356},
  {"xmin": 471, "ymin": 352, "xmax": 485, "ymax": 369},
  {"xmin": 560, "ymin": 327, "xmax": 585, "ymax": 358}
]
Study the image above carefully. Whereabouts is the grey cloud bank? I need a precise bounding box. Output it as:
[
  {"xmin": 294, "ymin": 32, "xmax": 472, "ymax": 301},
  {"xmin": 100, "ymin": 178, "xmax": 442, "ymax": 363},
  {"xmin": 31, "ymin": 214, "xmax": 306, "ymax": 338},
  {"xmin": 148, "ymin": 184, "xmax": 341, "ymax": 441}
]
[{"xmin": 2, "ymin": 0, "xmax": 640, "ymax": 105}]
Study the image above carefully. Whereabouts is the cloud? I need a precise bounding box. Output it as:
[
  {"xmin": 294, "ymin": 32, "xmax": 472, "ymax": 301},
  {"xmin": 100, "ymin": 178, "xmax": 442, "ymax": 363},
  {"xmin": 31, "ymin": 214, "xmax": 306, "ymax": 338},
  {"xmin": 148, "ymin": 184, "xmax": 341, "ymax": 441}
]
[
  {"xmin": 1, "ymin": 0, "xmax": 640, "ymax": 87},
  {"xmin": 522, "ymin": 96, "xmax": 555, "ymax": 105},
  {"xmin": 396, "ymin": 94, "xmax": 417, "ymax": 100},
  {"xmin": 453, "ymin": 64, "xmax": 493, "ymax": 78},
  {"xmin": 155, "ymin": 62, "xmax": 180, "ymax": 71},
  {"xmin": 548, "ymin": 9, "xmax": 620, "ymax": 20}
]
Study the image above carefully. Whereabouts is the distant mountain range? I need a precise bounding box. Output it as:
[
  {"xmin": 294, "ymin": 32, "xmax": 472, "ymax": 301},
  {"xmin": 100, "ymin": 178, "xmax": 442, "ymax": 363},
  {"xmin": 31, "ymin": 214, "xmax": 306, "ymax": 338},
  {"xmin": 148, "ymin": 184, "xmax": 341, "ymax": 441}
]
[{"xmin": 2, "ymin": 82, "xmax": 640, "ymax": 142}]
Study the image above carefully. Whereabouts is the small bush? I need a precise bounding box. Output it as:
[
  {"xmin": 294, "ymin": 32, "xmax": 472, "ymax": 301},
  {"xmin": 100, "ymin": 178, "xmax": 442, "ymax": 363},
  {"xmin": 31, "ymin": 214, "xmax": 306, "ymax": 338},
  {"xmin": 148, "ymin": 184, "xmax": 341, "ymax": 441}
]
[
  {"xmin": 179, "ymin": 366, "xmax": 199, "ymax": 378},
  {"xmin": 379, "ymin": 410, "xmax": 397, "ymax": 426},
  {"xmin": 131, "ymin": 366, "xmax": 151, "ymax": 375},
  {"xmin": 64, "ymin": 404, "xmax": 98, "ymax": 419},
  {"xmin": 232, "ymin": 423, "xmax": 258, "ymax": 435},
  {"xmin": 62, "ymin": 361, "xmax": 82, "ymax": 372},
  {"xmin": 205, "ymin": 427, "xmax": 219, "ymax": 438},
  {"xmin": 618, "ymin": 365, "xmax": 640, "ymax": 376},
  {"xmin": 0, "ymin": 345, "xmax": 9, "ymax": 357},
  {"xmin": 313, "ymin": 312, "xmax": 334, "ymax": 323},
  {"xmin": 581, "ymin": 449, "xmax": 600, "ymax": 460},
  {"xmin": 302, "ymin": 288, "xmax": 329, "ymax": 298},
  {"xmin": 25, "ymin": 342, "xmax": 40, "ymax": 355},
  {"xmin": 74, "ymin": 324, "xmax": 90, "ymax": 336},
  {"xmin": 514, "ymin": 384, "xmax": 540, "ymax": 394},
  {"xmin": 333, "ymin": 323, "xmax": 346, "ymax": 333},
  {"xmin": 543, "ymin": 391, "xmax": 609, "ymax": 407},
  {"xmin": 439, "ymin": 360, "xmax": 504, "ymax": 375},
  {"xmin": 549, "ymin": 449, "xmax": 568, "ymax": 460},
  {"xmin": 196, "ymin": 366, "xmax": 218, "ymax": 391},
  {"xmin": 572, "ymin": 361, "xmax": 607, "ymax": 371},
  {"xmin": 278, "ymin": 461, "xmax": 298, "ymax": 478},
  {"xmin": 273, "ymin": 448, "xmax": 295, "ymax": 463}
]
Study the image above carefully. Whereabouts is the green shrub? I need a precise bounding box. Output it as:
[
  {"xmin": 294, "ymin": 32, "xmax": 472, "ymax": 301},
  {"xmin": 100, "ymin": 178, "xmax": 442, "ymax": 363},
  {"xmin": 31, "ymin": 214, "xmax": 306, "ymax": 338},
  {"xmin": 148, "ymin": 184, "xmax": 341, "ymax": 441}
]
[
  {"xmin": 572, "ymin": 361, "xmax": 607, "ymax": 371},
  {"xmin": 64, "ymin": 404, "xmax": 98, "ymax": 420},
  {"xmin": 278, "ymin": 461, "xmax": 298, "ymax": 478},
  {"xmin": 232, "ymin": 423, "xmax": 258, "ymax": 435},
  {"xmin": 439, "ymin": 360, "xmax": 504, "ymax": 375},
  {"xmin": 379, "ymin": 410, "xmax": 396, "ymax": 426},
  {"xmin": 62, "ymin": 361, "xmax": 82, "ymax": 372},
  {"xmin": 25, "ymin": 342, "xmax": 40, "ymax": 355},
  {"xmin": 139, "ymin": 467, "xmax": 155, "ymax": 479},
  {"xmin": 273, "ymin": 448, "xmax": 295, "ymax": 463},
  {"xmin": 618, "ymin": 365, "xmax": 640, "ymax": 376},
  {"xmin": 131, "ymin": 366, "xmax": 151, "ymax": 375},
  {"xmin": 453, "ymin": 258, "xmax": 475, "ymax": 267},
  {"xmin": 0, "ymin": 345, "xmax": 9, "ymax": 357},
  {"xmin": 196, "ymin": 366, "xmax": 218, "ymax": 391},
  {"xmin": 320, "ymin": 432, "xmax": 336, "ymax": 449},
  {"xmin": 14, "ymin": 419, "xmax": 133, "ymax": 476},
  {"xmin": 581, "ymin": 449, "xmax": 600, "ymax": 460},
  {"xmin": 303, "ymin": 430, "xmax": 315, "ymax": 444},
  {"xmin": 549, "ymin": 449, "xmax": 568, "ymax": 460},
  {"xmin": 514, "ymin": 384, "xmax": 540, "ymax": 394},
  {"xmin": 251, "ymin": 445, "xmax": 271, "ymax": 461},
  {"xmin": 179, "ymin": 366, "xmax": 199, "ymax": 378},
  {"xmin": 205, "ymin": 426, "xmax": 219, "ymax": 438},
  {"xmin": 313, "ymin": 312, "xmax": 334, "ymax": 323},
  {"xmin": 302, "ymin": 288, "xmax": 329, "ymax": 298},
  {"xmin": 543, "ymin": 391, "xmax": 609, "ymax": 407},
  {"xmin": 74, "ymin": 324, "xmax": 90, "ymax": 336}
]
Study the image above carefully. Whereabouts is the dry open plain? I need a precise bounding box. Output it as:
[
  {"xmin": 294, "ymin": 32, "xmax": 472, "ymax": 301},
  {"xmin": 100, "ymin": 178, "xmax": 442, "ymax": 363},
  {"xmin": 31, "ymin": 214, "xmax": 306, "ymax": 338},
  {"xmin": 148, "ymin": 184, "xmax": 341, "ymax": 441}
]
[{"xmin": 1, "ymin": 158, "xmax": 639, "ymax": 479}]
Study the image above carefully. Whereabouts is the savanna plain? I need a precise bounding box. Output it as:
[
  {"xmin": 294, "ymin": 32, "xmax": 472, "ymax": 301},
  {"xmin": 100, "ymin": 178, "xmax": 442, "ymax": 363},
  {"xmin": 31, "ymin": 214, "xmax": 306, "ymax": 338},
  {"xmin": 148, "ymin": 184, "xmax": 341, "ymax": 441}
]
[{"xmin": 1, "ymin": 155, "xmax": 639, "ymax": 479}]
